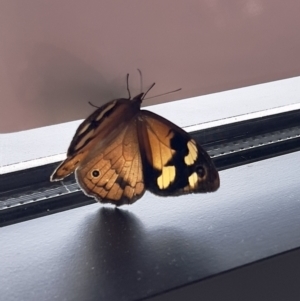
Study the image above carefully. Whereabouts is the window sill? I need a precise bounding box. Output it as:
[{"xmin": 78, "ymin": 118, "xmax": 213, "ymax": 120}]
[
  {"xmin": 1, "ymin": 77, "xmax": 300, "ymax": 301},
  {"xmin": 1, "ymin": 151, "xmax": 300, "ymax": 300}
]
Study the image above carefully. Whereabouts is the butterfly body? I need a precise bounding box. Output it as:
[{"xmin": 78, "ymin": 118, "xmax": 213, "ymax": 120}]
[{"xmin": 51, "ymin": 89, "xmax": 219, "ymax": 205}]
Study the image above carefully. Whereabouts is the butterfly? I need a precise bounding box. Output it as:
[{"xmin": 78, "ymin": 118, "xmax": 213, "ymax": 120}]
[{"xmin": 50, "ymin": 74, "xmax": 220, "ymax": 205}]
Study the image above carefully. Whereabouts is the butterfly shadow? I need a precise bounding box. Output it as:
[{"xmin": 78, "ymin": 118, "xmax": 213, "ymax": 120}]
[{"xmin": 57, "ymin": 206, "xmax": 219, "ymax": 300}]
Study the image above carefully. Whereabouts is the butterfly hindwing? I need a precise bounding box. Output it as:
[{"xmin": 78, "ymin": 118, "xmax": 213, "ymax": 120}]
[
  {"xmin": 75, "ymin": 118, "xmax": 145, "ymax": 205},
  {"xmin": 137, "ymin": 110, "xmax": 220, "ymax": 196}
]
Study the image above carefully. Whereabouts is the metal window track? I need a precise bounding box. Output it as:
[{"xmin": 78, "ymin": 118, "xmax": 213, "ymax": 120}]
[{"xmin": 1, "ymin": 106, "xmax": 300, "ymax": 226}]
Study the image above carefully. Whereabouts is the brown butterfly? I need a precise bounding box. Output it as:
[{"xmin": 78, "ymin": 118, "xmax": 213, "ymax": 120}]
[{"xmin": 50, "ymin": 74, "xmax": 220, "ymax": 205}]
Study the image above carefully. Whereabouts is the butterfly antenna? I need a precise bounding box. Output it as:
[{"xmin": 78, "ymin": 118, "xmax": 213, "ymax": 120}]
[
  {"xmin": 142, "ymin": 82, "xmax": 156, "ymax": 100},
  {"xmin": 137, "ymin": 68, "xmax": 143, "ymax": 93},
  {"xmin": 144, "ymin": 88, "xmax": 181, "ymax": 100},
  {"xmin": 88, "ymin": 101, "xmax": 100, "ymax": 108},
  {"xmin": 126, "ymin": 73, "xmax": 131, "ymax": 99}
]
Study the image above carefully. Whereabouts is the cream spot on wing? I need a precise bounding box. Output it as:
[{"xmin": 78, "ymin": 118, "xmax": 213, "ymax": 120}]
[
  {"xmin": 74, "ymin": 101, "xmax": 117, "ymax": 151},
  {"xmin": 184, "ymin": 140, "xmax": 198, "ymax": 166},
  {"xmin": 157, "ymin": 166, "xmax": 176, "ymax": 189},
  {"xmin": 74, "ymin": 129, "xmax": 95, "ymax": 150},
  {"xmin": 95, "ymin": 100, "xmax": 117, "ymax": 121},
  {"xmin": 188, "ymin": 172, "xmax": 198, "ymax": 189},
  {"xmin": 77, "ymin": 123, "xmax": 90, "ymax": 136},
  {"xmin": 185, "ymin": 153, "xmax": 192, "ymax": 165}
]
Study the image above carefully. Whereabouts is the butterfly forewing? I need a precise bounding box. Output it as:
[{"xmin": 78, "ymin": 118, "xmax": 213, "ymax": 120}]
[
  {"xmin": 137, "ymin": 110, "xmax": 219, "ymax": 196},
  {"xmin": 50, "ymin": 97, "xmax": 141, "ymax": 181}
]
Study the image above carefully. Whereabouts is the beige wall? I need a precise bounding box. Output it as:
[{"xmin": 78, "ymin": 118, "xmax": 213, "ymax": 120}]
[{"xmin": 1, "ymin": 0, "xmax": 300, "ymax": 132}]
